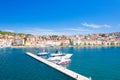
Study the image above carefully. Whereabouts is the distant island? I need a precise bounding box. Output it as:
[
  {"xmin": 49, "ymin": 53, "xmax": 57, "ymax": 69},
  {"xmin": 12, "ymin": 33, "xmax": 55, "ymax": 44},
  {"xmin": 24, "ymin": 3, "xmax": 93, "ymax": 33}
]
[{"xmin": 0, "ymin": 30, "xmax": 120, "ymax": 48}]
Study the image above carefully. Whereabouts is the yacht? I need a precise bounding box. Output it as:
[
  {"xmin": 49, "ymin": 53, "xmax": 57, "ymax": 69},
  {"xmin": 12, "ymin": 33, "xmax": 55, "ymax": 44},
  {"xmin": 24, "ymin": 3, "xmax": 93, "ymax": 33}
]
[
  {"xmin": 37, "ymin": 50, "xmax": 48, "ymax": 56},
  {"xmin": 57, "ymin": 58, "xmax": 71, "ymax": 65},
  {"xmin": 48, "ymin": 52, "xmax": 72, "ymax": 61},
  {"xmin": 50, "ymin": 50, "xmax": 64, "ymax": 57},
  {"xmin": 47, "ymin": 50, "xmax": 73, "ymax": 65}
]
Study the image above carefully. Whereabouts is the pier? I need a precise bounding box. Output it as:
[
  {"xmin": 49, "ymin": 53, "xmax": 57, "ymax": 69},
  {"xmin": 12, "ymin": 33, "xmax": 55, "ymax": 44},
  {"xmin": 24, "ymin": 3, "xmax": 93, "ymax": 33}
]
[{"xmin": 26, "ymin": 52, "xmax": 91, "ymax": 80}]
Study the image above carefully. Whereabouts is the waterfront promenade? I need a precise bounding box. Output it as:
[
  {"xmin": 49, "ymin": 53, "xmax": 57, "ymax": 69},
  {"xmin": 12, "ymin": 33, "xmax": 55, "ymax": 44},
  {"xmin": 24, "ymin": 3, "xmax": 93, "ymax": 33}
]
[{"xmin": 26, "ymin": 52, "xmax": 91, "ymax": 80}]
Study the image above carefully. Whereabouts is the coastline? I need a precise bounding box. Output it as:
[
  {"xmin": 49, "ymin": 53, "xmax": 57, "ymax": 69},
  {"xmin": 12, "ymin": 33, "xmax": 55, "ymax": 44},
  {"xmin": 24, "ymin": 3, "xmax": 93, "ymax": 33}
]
[{"xmin": 7, "ymin": 45, "xmax": 120, "ymax": 48}]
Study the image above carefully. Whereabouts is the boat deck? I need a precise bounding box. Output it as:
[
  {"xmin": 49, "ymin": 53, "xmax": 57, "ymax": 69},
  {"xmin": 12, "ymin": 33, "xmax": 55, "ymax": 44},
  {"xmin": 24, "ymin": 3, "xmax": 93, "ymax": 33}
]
[{"xmin": 26, "ymin": 52, "xmax": 91, "ymax": 80}]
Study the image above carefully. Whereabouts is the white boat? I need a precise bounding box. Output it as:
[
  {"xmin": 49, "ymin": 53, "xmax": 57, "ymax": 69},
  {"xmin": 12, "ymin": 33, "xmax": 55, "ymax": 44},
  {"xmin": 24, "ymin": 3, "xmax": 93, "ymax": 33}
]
[
  {"xmin": 37, "ymin": 52, "xmax": 48, "ymax": 56},
  {"xmin": 47, "ymin": 56, "xmax": 61, "ymax": 61},
  {"xmin": 37, "ymin": 50, "xmax": 48, "ymax": 56},
  {"xmin": 57, "ymin": 58, "xmax": 71, "ymax": 65},
  {"xmin": 50, "ymin": 51, "xmax": 64, "ymax": 57},
  {"xmin": 63, "ymin": 54, "xmax": 72, "ymax": 59},
  {"xmin": 48, "ymin": 50, "xmax": 73, "ymax": 65},
  {"xmin": 48, "ymin": 54, "xmax": 72, "ymax": 61}
]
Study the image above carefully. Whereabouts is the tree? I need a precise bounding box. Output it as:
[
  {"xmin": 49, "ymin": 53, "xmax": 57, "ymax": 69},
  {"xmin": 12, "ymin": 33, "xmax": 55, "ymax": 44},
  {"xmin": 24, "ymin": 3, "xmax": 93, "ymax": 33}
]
[
  {"xmin": 84, "ymin": 42, "xmax": 86, "ymax": 46},
  {"xmin": 69, "ymin": 39, "xmax": 73, "ymax": 45}
]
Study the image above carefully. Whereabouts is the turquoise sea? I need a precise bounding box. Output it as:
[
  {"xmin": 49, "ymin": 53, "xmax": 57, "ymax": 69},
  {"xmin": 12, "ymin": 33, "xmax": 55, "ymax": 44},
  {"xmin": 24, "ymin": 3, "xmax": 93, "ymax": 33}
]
[{"xmin": 0, "ymin": 47, "xmax": 120, "ymax": 80}]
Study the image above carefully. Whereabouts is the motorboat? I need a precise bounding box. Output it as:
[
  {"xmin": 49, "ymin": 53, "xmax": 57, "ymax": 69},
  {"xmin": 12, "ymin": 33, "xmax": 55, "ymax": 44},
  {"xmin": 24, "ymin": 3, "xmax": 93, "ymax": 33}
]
[
  {"xmin": 63, "ymin": 54, "xmax": 72, "ymax": 59},
  {"xmin": 48, "ymin": 53, "xmax": 72, "ymax": 61},
  {"xmin": 37, "ymin": 52, "xmax": 48, "ymax": 56},
  {"xmin": 47, "ymin": 56, "xmax": 61, "ymax": 61},
  {"xmin": 50, "ymin": 50, "xmax": 72, "ymax": 57},
  {"xmin": 47, "ymin": 50, "xmax": 73, "ymax": 65},
  {"xmin": 37, "ymin": 50, "xmax": 48, "ymax": 56},
  {"xmin": 57, "ymin": 58, "xmax": 71, "ymax": 65},
  {"xmin": 50, "ymin": 50, "xmax": 64, "ymax": 57}
]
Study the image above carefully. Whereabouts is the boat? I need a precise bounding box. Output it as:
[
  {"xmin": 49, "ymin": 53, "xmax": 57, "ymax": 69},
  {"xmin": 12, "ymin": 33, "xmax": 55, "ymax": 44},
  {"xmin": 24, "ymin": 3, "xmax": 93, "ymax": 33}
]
[
  {"xmin": 47, "ymin": 50, "xmax": 73, "ymax": 65},
  {"xmin": 37, "ymin": 49, "xmax": 48, "ymax": 56},
  {"xmin": 48, "ymin": 56, "xmax": 61, "ymax": 61},
  {"xmin": 50, "ymin": 50, "xmax": 64, "ymax": 57},
  {"xmin": 48, "ymin": 52, "xmax": 72, "ymax": 61},
  {"xmin": 57, "ymin": 58, "xmax": 71, "ymax": 65},
  {"xmin": 63, "ymin": 54, "xmax": 72, "ymax": 59}
]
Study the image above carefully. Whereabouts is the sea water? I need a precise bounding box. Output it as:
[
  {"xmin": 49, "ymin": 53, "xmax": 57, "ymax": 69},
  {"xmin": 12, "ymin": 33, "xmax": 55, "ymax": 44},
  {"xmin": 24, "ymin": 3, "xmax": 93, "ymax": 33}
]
[{"xmin": 0, "ymin": 47, "xmax": 120, "ymax": 80}]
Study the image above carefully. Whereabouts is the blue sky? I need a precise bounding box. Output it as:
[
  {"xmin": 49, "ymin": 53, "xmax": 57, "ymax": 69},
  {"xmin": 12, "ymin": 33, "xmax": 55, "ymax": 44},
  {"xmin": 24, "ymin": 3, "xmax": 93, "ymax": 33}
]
[{"xmin": 0, "ymin": 0, "xmax": 120, "ymax": 35}]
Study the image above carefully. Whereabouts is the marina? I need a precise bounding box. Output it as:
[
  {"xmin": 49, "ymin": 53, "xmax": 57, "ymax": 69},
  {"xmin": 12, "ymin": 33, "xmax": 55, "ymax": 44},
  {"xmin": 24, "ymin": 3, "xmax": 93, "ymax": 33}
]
[
  {"xmin": 0, "ymin": 0, "xmax": 120, "ymax": 80},
  {"xmin": 26, "ymin": 52, "xmax": 91, "ymax": 80}
]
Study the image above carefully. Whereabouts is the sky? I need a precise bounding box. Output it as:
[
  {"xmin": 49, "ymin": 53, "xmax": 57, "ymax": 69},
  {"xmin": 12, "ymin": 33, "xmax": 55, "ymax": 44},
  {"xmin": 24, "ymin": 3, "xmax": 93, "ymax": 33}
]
[{"xmin": 0, "ymin": 0, "xmax": 120, "ymax": 35}]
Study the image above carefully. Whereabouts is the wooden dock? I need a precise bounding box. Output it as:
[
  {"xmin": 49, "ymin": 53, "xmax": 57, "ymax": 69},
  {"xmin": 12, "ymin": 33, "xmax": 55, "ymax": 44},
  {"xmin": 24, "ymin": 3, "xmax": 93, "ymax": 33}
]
[{"xmin": 26, "ymin": 52, "xmax": 91, "ymax": 80}]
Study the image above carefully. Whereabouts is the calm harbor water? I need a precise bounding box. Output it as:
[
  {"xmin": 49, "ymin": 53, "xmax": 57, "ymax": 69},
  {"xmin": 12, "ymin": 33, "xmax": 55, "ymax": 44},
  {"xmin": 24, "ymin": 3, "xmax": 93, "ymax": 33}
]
[{"xmin": 0, "ymin": 47, "xmax": 120, "ymax": 80}]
